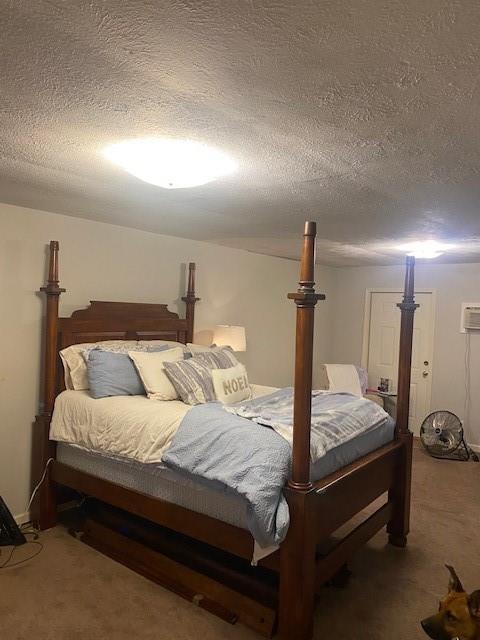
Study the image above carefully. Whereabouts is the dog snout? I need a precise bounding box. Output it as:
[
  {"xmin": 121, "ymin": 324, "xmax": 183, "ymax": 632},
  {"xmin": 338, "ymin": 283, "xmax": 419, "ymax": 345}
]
[{"xmin": 421, "ymin": 617, "xmax": 438, "ymax": 639}]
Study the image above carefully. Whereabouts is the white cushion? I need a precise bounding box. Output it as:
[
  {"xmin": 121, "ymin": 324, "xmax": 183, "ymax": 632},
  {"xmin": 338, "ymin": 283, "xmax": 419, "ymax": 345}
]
[
  {"xmin": 211, "ymin": 363, "xmax": 251, "ymax": 405},
  {"xmin": 324, "ymin": 364, "xmax": 362, "ymax": 397},
  {"xmin": 186, "ymin": 342, "xmax": 213, "ymax": 354},
  {"xmin": 128, "ymin": 347, "xmax": 185, "ymax": 401}
]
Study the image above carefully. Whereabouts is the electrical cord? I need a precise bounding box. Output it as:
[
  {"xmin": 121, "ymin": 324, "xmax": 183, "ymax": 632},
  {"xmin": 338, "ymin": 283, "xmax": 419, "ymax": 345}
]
[
  {"xmin": 0, "ymin": 546, "xmax": 15, "ymax": 568},
  {"xmin": 0, "ymin": 458, "xmax": 54, "ymax": 570},
  {"xmin": 464, "ymin": 332, "xmax": 471, "ymax": 436},
  {"xmin": 24, "ymin": 457, "xmax": 88, "ymax": 530},
  {"xmin": 20, "ymin": 525, "xmax": 39, "ymax": 538},
  {"xmin": 0, "ymin": 540, "xmax": 44, "ymax": 570},
  {"xmin": 26, "ymin": 457, "xmax": 54, "ymax": 514},
  {"xmin": 0, "ymin": 456, "xmax": 60, "ymax": 572},
  {"xmin": 463, "ymin": 332, "xmax": 479, "ymax": 462}
]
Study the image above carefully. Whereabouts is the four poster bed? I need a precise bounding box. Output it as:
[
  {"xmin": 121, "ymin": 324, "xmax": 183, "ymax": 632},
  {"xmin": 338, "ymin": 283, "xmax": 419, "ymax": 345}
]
[{"xmin": 33, "ymin": 221, "xmax": 417, "ymax": 640}]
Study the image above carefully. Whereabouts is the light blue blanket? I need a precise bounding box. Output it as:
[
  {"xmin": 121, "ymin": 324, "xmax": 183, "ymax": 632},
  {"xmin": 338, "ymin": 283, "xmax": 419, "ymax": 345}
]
[
  {"xmin": 226, "ymin": 388, "xmax": 389, "ymax": 462},
  {"xmin": 162, "ymin": 390, "xmax": 389, "ymax": 546},
  {"xmin": 162, "ymin": 402, "xmax": 291, "ymax": 547}
]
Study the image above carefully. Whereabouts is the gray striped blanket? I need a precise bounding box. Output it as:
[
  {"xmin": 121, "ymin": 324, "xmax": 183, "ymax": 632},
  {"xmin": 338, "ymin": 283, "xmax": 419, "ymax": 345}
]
[{"xmin": 225, "ymin": 388, "xmax": 389, "ymax": 462}]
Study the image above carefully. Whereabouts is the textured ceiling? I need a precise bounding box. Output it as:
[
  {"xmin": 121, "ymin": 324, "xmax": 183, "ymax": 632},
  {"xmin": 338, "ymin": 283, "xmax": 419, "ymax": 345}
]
[{"xmin": 1, "ymin": 0, "xmax": 480, "ymax": 266}]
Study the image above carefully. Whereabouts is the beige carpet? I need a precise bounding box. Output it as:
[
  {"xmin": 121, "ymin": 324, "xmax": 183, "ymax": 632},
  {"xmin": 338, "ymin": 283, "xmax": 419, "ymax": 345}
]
[{"xmin": 1, "ymin": 445, "xmax": 479, "ymax": 640}]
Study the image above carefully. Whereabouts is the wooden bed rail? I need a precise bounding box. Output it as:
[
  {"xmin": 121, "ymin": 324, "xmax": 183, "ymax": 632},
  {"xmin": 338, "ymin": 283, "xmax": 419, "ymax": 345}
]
[{"xmin": 287, "ymin": 221, "xmax": 325, "ymax": 490}]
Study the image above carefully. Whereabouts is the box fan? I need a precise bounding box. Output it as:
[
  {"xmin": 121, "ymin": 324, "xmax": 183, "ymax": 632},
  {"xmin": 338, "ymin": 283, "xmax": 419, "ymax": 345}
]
[{"xmin": 420, "ymin": 411, "xmax": 479, "ymax": 462}]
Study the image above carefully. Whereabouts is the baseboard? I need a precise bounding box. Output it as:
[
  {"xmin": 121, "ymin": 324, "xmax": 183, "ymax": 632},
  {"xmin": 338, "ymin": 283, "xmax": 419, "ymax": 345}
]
[{"xmin": 14, "ymin": 511, "xmax": 30, "ymax": 526}]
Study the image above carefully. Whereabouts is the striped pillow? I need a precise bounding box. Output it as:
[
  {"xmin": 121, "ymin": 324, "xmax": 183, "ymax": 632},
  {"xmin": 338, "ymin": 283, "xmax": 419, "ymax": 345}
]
[
  {"xmin": 163, "ymin": 347, "xmax": 239, "ymax": 405},
  {"xmin": 191, "ymin": 346, "xmax": 238, "ymax": 369}
]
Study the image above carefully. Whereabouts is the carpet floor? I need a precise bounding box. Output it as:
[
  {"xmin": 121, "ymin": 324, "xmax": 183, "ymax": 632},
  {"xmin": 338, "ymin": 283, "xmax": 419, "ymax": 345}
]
[{"xmin": 1, "ymin": 444, "xmax": 478, "ymax": 639}]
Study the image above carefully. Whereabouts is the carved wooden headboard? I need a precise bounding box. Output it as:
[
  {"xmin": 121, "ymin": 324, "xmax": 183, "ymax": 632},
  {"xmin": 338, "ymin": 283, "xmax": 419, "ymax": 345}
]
[
  {"xmin": 57, "ymin": 300, "xmax": 190, "ymax": 349},
  {"xmin": 39, "ymin": 241, "xmax": 199, "ymax": 413}
]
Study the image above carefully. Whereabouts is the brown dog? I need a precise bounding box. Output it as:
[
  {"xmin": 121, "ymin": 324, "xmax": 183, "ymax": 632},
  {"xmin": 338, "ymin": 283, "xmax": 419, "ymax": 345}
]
[{"xmin": 421, "ymin": 565, "xmax": 480, "ymax": 639}]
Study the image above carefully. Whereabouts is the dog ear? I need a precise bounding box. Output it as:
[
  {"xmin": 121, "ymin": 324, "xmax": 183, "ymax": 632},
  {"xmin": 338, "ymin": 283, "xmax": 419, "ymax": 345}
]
[
  {"xmin": 445, "ymin": 565, "xmax": 464, "ymax": 592},
  {"xmin": 468, "ymin": 591, "xmax": 480, "ymax": 619}
]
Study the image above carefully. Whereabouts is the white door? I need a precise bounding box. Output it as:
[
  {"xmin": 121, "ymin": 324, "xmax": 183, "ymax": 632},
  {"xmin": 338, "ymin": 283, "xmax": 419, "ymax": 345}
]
[{"xmin": 366, "ymin": 291, "xmax": 434, "ymax": 434}]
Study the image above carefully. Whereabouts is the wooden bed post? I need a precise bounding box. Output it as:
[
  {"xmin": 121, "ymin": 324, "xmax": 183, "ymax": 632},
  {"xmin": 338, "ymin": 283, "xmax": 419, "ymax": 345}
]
[
  {"xmin": 388, "ymin": 255, "xmax": 418, "ymax": 547},
  {"xmin": 287, "ymin": 221, "xmax": 325, "ymax": 488},
  {"xmin": 34, "ymin": 240, "xmax": 65, "ymax": 529},
  {"xmin": 279, "ymin": 221, "xmax": 325, "ymax": 640},
  {"xmin": 182, "ymin": 262, "xmax": 199, "ymax": 344}
]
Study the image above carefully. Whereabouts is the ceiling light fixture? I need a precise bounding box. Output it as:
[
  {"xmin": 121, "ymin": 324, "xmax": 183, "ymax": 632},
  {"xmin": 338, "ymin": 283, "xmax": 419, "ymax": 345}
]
[
  {"xmin": 103, "ymin": 138, "xmax": 237, "ymax": 189},
  {"xmin": 397, "ymin": 240, "xmax": 453, "ymax": 259}
]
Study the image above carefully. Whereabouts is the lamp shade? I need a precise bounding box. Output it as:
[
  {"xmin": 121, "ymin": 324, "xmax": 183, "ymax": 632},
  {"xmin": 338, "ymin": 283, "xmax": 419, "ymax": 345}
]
[{"xmin": 213, "ymin": 325, "xmax": 246, "ymax": 352}]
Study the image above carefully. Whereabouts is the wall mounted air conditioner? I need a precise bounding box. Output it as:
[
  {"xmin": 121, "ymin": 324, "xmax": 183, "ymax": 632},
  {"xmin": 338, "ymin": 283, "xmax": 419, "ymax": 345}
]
[{"xmin": 460, "ymin": 303, "xmax": 480, "ymax": 332}]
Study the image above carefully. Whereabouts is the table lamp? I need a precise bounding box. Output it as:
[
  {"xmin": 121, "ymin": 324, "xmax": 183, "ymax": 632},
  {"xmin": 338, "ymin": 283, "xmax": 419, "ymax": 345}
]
[{"xmin": 212, "ymin": 325, "xmax": 246, "ymax": 352}]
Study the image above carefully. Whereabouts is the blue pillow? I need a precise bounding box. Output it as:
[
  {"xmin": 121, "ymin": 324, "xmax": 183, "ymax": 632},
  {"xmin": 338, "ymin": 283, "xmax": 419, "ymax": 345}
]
[{"xmin": 86, "ymin": 346, "xmax": 168, "ymax": 399}]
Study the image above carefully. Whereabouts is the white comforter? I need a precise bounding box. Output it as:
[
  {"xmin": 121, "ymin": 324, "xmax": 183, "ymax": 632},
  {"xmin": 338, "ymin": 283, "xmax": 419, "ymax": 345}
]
[{"xmin": 50, "ymin": 385, "xmax": 276, "ymax": 464}]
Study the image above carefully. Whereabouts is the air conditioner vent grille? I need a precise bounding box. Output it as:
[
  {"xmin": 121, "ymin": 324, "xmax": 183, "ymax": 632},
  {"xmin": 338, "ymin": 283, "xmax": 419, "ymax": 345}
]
[{"xmin": 464, "ymin": 307, "xmax": 480, "ymax": 330}]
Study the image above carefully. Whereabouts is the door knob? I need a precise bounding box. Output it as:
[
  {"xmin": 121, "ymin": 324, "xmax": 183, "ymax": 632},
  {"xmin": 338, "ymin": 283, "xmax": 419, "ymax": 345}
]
[{"xmin": 422, "ymin": 371, "xmax": 429, "ymax": 377}]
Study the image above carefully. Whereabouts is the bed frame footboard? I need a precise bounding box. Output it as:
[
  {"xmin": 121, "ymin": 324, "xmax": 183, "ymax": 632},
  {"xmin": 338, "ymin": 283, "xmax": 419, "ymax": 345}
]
[{"xmin": 277, "ymin": 438, "xmax": 409, "ymax": 639}]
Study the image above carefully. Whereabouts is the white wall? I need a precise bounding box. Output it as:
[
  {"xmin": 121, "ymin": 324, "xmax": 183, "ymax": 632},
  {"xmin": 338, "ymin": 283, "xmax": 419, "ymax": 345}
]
[
  {"xmin": 0, "ymin": 203, "xmax": 334, "ymax": 519},
  {"xmin": 4, "ymin": 198, "xmax": 477, "ymax": 520},
  {"xmin": 6, "ymin": 198, "xmax": 477, "ymax": 519},
  {"xmin": 329, "ymin": 262, "xmax": 480, "ymax": 446}
]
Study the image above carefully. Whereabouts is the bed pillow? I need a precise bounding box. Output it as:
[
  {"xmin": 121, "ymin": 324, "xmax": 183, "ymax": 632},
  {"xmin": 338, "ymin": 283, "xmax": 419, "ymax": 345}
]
[
  {"xmin": 211, "ymin": 363, "xmax": 252, "ymax": 405},
  {"xmin": 186, "ymin": 343, "xmax": 213, "ymax": 355},
  {"xmin": 137, "ymin": 340, "xmax": 187, "ymax": 351},
  {"xmin": 86, "ymin": 350, "xmax": 146, "ymax": 399},
  {"xmin": 355, "ymin": 366, "xmax": 369, "ymax": 395},
  {"xmin": 160, "ymin": 349, "xmax": 226, "ymax": 403},
  {"xmin": 60, "ymin": 340, "xmax": 139, "ymax": 390},
  {"xmin": 190, "ymin": 346, "xmax": 239, "ymax": 369},
  {"xmin": 85, "ymin": 345, "xmax": 170, "ymax": 399},
  {"xmin": 128, "ymin": 347, "xmax": 185, "ymax": 401},
  {"xmin": 163, "ymin": 347, "xmax": 240, "ymax": 405},
  {"xmin": 162, "ymin": 359, "xmax": 216, "ymax": 405}
]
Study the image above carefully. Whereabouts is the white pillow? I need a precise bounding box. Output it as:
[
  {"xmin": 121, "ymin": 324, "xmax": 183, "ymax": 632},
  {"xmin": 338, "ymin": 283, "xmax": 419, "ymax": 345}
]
[
  {"xmin": 137, "ymin": 340, "xmax": 186, "ymax": 350},
  {"xmin": 60, "ymin": 341, "xmax": 138, "ymax": 390},
  {"xmin": 186, "ymin": 342, "xmax": 214, "ymax": 355},
  {"xmin": 185, "ymin": 343, "xmax": 240, "ymax": 359},
  {"xmin": 128, "ymin": 347, "xmax": 185, "ymax": 401},
  {"xmin": 211, "ymin": 363, "xmax": 251, "ymax": 405}
]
